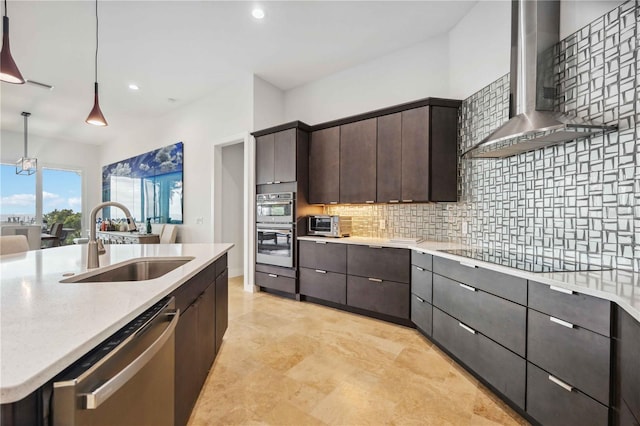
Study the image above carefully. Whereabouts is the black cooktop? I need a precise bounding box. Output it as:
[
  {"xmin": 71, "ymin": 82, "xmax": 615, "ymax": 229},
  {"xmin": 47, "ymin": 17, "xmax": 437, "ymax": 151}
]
[{"xmin": 439, "ymin": 249, "xmax": 609, "ymax": 273}]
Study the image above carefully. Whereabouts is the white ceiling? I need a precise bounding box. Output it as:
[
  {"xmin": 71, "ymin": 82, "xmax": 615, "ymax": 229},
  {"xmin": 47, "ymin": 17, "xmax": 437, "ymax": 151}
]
[{"xmin": 0, "ymin": 1, "xmax": 477, "ymax": 145}]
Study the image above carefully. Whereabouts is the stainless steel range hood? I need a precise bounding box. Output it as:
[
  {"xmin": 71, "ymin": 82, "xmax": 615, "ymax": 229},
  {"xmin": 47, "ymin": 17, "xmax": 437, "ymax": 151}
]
[{"xmin": 461, "ymin": 0, "xmax": 617, "ymax": 159}]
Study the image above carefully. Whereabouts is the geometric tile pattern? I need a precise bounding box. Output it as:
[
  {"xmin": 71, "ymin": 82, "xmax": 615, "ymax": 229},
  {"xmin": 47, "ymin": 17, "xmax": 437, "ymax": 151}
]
[{"xmin": 328, "ymin": 0, "xmax": 639, "ymax": 272}]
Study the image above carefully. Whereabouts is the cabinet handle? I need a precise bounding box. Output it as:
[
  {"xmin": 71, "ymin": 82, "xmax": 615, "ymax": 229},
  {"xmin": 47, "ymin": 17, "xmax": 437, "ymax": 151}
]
[
  {"xmin": 459, "ymin": 261, "xmax": 477, "ymax": 269},
  {"xmin": 415, "ymin": 266, "xmax": 425, "ymax": 272},
  {"xmin": 458, "ymin": 322, "xmax": 476, "ymax": 335},
  {"xmin": 550, "ymin": 316, "xmax": 575, "ymax": 329},
  {"xmin": 266, "ymin": 181, "xmax": 274, "ymax": 185},
  {"xmin": 315, "ymin": 269, "xmax": 327, "ymax": 274},
  {"xmin": 315, "ymin": 241, "xmax": 327, "ymax": 244},
  {"xmin": 415, "ymin": 295, "xmax": 425, "ymax": 303},
  {"xmin": 548, "ymin": 375, "xmax": 574, "ymax": 392},
  {"xmin": 459, "ymin": 283, "xmax": 477, "ymax": 292},
  {"xmin": 274, "ymin": 181, "xmax": 281, "ymax": 184},
  {"xmin": 329, "ymin": 201, "xmax": 338, "ymax": 205},
  {"xmin": 368, "ymin": 278, "xmax": 383, "ymax": 283},
  {"xmin": 402, "ymin": 199, "xmax": 413, "ymax": 203},
  {"xmin": 365, "ymin": 200, "xmax": 375, "ymax": 204},
  {"xmin": 369, "ymin": 245, "xmax": 382, "ymax": 249},
  {"xmin": 389, "ymin": 200, "xmax": 399, "ymax": 203},
  {"xmin": 268, "ymin": 274, "xmax": 278, "ymax": 278},
  {"xmin": 549, "ymin": 285, "xmax": 575, "ymax": 295}
]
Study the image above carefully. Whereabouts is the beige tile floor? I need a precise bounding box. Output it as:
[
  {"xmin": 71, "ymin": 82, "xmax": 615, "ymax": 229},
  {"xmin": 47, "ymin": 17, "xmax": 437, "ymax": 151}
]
[{"xmin": 188, "ymin": 276, "xmax": 529, "ymax": 426}]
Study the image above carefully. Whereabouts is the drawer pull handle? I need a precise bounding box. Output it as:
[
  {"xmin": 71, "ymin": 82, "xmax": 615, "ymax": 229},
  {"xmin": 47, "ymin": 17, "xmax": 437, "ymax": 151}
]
[
  {"xmin": 266, "ymin": 181, "xmax": 274, "ymax": 185},
  {"xmin": 368, "ymin": 278, "xmax": 383, "ymax": 283},
  {"xmin": 458, "ymin": 322, "xmax": 476, "ymax": 335},
  {"xmin": 268, "ymin": 274, "xmax": 278, "ymax": 278},
  {"xmin": 389, "ymin": 200, "xmax": 399, "ymax": 203},
  {"xmin": 365, "ymin": 200, "xmax": 375, "ymax": 204},
  {"xmin": 548, "ymin": 375, "xmax": 574, "ymax": 392},
  {"xmin": 369, "ymin": 245, "xmax": 383, "ymax": 249},
  {"xmin": 415, "ymin": 295, "xmax": 425, "ymax": 303},
  {"xmin": 550, "ymin": 316, "xmax": 575, "ymax": 329},
  {"xmin": 315, "ymin": 269, "xmax": 327, "ymax": 274},
  {"xmin": 274, "ymin": 181, "xmax": 282, "ymax": 184},
  {"xmin": 549, "ymin": 285, "xmax": 575, "ymax": 295},
  {"xmin": 459, "ymin": 283, "xmax": 476, "ymax": 292},
  {"xmin": 415, "ymin": 266, "xmax": 425, "ymax": 272},
  {"xmin": 402, "ymin": 199, "xmax": 413, "ymax": 203},
  {"xmin": 315, "ymin": 241, "xmax": 327, "ymax": 244},
  {"xmin": 459, "ymin": 261, "xmax": 477, "ymax": 269},
  {"xmin": 329, "ymin": 201, "xmax": 338, "ymax": 204}
]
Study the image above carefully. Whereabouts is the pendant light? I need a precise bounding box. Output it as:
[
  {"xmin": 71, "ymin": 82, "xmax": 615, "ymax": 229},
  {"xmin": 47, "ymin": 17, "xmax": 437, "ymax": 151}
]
[
  {"xmin": 16, "ymin": 112, "xmax": 36, "ymax": 175},
  {"xmin": 1, "ymin": 0, "xmax": 25, "ymax": 84},
  {"xmin": 86, "ymin": 0, "xmax": 107, "ymax": 126}
]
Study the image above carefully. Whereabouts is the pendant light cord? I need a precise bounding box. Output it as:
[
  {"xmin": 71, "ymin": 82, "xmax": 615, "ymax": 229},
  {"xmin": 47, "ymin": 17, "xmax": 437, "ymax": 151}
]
[
  {"xmin": 94, "ymin": 0, "xmax": 98, "ymax": 83},
  {"xmin": 3, "ymin": 0, "xmax": 7, "ymax": 18}
]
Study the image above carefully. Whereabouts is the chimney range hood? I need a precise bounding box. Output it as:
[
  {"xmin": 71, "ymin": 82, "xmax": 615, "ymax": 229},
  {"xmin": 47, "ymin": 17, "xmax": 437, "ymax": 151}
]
[{"xmin": 461, "ymin": 0, "xmax": 617, "ymax": 159}]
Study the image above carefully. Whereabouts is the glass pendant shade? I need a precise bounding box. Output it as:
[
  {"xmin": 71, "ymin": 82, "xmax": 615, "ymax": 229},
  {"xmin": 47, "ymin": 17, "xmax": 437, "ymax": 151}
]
[
  {"xmin": 86, "ymin": 82, "xmax": 108, "ymax": 126},
  {"xmin": 16, "ymin": 157, "xmax": 36, "ymax": 175},
  {"xmin": 1, "ymin": 15, "xmax": 25, "ymax": 84}
]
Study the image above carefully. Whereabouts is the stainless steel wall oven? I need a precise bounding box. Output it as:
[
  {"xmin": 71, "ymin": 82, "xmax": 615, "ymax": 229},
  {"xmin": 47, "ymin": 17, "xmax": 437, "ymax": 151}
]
[{"xmin": 256, "ymin": 192, "xmax": 295, "ymax": 268}]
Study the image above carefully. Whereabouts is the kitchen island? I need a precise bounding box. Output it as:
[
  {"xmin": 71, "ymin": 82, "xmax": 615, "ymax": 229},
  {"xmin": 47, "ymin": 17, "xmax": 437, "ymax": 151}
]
[{"xmin": 0, "ymin": 243, "xmax": 233, "ymax": 422}]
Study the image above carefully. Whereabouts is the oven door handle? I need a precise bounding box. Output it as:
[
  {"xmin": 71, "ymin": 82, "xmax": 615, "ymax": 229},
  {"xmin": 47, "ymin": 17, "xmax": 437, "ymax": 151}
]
[
  {"xmin": 258, "ymin": 229, "xmax": 293, "ymax": 235},
  {"xmin": 79, "ymin": 309, "xmax": 180, "ymax": 410},
  {"xmin": 258, "ymin": 201, "xmax": 293, "ymax": 206}
]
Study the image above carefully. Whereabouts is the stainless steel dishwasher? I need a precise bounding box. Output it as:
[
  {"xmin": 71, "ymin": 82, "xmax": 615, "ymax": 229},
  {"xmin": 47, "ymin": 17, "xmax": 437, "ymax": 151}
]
[{"xmin": 52, "ymin": 296, "xmax": 179, "ymax": 426}]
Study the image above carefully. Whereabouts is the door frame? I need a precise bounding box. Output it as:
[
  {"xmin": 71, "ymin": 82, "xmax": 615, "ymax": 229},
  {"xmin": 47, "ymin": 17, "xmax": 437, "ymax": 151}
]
[{"xmin": 211, "ymin": 131, "xmax": 256, "ymax": 293}]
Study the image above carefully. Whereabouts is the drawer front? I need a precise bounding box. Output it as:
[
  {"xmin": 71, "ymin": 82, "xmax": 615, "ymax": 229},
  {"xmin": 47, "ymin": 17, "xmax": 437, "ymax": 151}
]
[
  {"xmin": 433, "ymin": 257, "xmax": 527, "ymax": 304},
  {"xmin": 172, "ymin": 263, "xmax": 215, "ymax": 313},
  {"xmin": 528, "ymin": 309, "xmax": 610, "ymax": 406},
  {"xmin": 347, "ymin": 245, "xmax": 410, "ymax": 283},
  {"xmin": 433, "ymin": 274, "xmax": 526, "ymax": 356},
  {"xmin": 620, "ymin": 399, "xmax": 640, "ymax": 426},
  {"xmin": 411, "ymin": 265, "xmax": 432, "ymax": 303},
  {"xmin": 529, "ymin": 281, "xmax": 611, "ymax": 336},
  {"xmin": 617, "ymin": 307, "xmax": 640, "ymax": 421},
  {"xmin": 347, "ymin": 275, "xmax": 409, "ymax": 318},
  {"xmin": 215, "ymin": 253, "xmax": 228, "ymax": 278},
  {"xmin": 411, "ymin": 250, "xmax": 432, "ymax": 271},
  {"xmin": 411, "ymin": 294, "xmax": 432, "ymax": 336},
  {"xmin": 299, "ymin": 240, "xmax": 347, "ymax": 273},
  {"xmin": 299, "ymin": 267, "xmax": 346, "ymax": 305},
  {"xmin": 526, "ymin": 362, "xmax": 609, "ymax": 426},
  {"xmin": 432, "ymin": 308, "xmax": 525, "ymax": 408},
  {"xmin": 255, "ymin": 271, "xmax": 296, "ymax": 294}
]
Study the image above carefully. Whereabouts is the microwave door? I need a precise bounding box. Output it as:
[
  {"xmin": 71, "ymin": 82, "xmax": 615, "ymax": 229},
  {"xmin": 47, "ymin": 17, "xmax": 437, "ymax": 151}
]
[{"xmin": 310, "ymin": 217, "xmax": 331, "ymax": 233}]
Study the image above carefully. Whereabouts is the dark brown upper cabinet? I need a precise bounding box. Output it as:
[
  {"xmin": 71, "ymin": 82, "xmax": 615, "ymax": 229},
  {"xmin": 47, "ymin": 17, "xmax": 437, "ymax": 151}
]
[
  {"xmin": 377, "ymin": 113, "xmax": 402, "ymax": 203},
  {"xmin": 309, "ymin": 126, "xmax": 340, "ymax": 205},
  {"xmin": 255, "ymin": 128, "xmax": 297, "ymax": 185},
  {"xmin": 340, "ymin": 118, "xmax": 377, "ymax": 204}
]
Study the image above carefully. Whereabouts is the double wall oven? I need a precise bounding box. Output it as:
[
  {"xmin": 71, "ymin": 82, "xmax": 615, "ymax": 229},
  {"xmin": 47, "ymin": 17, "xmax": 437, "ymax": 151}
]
[{"xmin": 256, "ymin": 192, "xmax": 295, "ymax": 268}]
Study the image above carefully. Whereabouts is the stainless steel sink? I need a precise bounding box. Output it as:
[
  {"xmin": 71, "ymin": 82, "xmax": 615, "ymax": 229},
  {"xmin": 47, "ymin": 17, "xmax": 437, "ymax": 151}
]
[{"xmin": 61, "ymin": 257, "xmax": 194, "ymax": 283}]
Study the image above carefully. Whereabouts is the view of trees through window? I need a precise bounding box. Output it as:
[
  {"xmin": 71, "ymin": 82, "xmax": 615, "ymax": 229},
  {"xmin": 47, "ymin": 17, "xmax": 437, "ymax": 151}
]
[{"xmin": 1, "ymin": 164, "xmax": 82, "ymax": 245}]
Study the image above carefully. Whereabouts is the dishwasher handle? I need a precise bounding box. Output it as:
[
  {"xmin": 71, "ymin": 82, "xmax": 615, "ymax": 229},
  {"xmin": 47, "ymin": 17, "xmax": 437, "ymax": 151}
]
[{"xmin": 80, "ymin": 309, "xmax": 180, "ymax": 410}]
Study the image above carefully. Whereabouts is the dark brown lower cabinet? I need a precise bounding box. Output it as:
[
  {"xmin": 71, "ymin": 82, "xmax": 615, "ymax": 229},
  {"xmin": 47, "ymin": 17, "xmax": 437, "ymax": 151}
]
[
  {"xmin": 432, "ymin": 307, "xmax": 525, "ymax": 408},
  {"xmin": 346, "ymin": 275, "xmax": 409, "ymax": 319},
  {"xmin": 299, "ymin": 267, "xmax": 347, "ymax": 305},
  {"xmin": 199, "ymin": 282, "xmax": 217, "ymax": 378},
  {"xmin": 526, "ymin": 362, "xmax": 609, "ymax": 426},
  {"xmin": 619, "ymin": 399, "xmax": 640, "ymax": 426},
  {"xmin": 255, "ymin": 270, "xmax": 296, "ymax": 294},
  {"xmin": 215, "ymin": 269, "xmax": 229, "ymax": 352},
  {"xmin": 411, "ymin": 293, "xmax": 432, "ymax": 336},
  {"xmin": 617, "ymin": 307, "xmax": 640, "ymax": 425},
  {"xmin": 175, "ymin": 303, "xmax": 201, "ymax": 426}
]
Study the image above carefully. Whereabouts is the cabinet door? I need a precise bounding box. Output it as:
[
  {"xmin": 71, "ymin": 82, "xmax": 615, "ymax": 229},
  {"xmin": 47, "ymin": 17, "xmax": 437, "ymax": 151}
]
[
  {"xmin": 198, "ymin": 282, "xmax": 216, "ymax": 377},
  {"xmin": 299, "ymin": 267, "xmax": 346, "ymax": 305},
  {"xmin": 377, "ymin": 113, "xmax": 402, "ymax": 203},
  {"xmin": 256, "ymin": 133, "xmax": 275, "ymax": 185},
  {"xmin": 215, "ymin": 269, "xmax": 229, "ymax": 353},
  {"xmin": 347, "ymin": 275, "xmax": 409, "ymax": 319},
  {"xmin": 401, "ymin": 106, "xmax": 429, "ymax": 202},
  {"xmin": 309, "ymin": 127, "xmax": 340, "ymax": 204},
  {"xmin": 274, "ymin": 129, "xmax": 297, "ymax": 183},
  {"xmin": 299, "ymin": 240, "xmax": 347, "ymax": 274},
  {"xmin": 340, "ymin": 118, "xmax": 377, "ymax": 203},
  {"xmin": 347, "ymin": 245, "xmax": 410, "ymax": 283},
  {"xmin": 618, "ymin": 307, "xmax": 640, "ymax": 422},
  {"xmin": 175, "ymin": 303, "xmax": 200, "ymax": 426},
  {"xmin": 430, "ymin": 106, "xmax": 458, "ymax": 202}
]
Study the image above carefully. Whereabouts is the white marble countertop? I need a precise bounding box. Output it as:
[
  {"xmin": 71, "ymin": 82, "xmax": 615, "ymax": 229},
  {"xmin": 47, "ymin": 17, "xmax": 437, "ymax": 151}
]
[
  {"xmin": 297, "ymin": 236, "xmax": 640, "ymax": 323},
  {"xmin": 0, "ymin": 243, "xmax": 233, "ymax": 404}
]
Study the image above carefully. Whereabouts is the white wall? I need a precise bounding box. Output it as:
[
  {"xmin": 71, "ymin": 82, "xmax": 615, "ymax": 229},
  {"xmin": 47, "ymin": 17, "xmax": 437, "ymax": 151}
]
[
  {"xmin": 448, "ymin": 1, "xmax": 511, "ymax": 100},
  {"xmin": 220, "ymin": 143, "xmax": 244, "ymax": 277},
  {"xmin": 0, "ymin": 130, "xmax": 101, "ymax": 232},
  {"xmin": 284, "ymin": 34, "xmax": 451, "ymax": 125},
  {"xmin": 253, "ymin": 76, "xmax": 285, "ymax": 130},
  {"xmin": 101, "ymin": 73, "xmax": 254, "ymax": 244}
]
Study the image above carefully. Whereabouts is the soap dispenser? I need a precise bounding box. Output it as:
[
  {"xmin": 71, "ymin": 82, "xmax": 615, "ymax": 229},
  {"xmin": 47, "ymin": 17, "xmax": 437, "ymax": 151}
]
[{"xmin": 146, "ymin": 218, "xmax": 152, "ymax": 234}]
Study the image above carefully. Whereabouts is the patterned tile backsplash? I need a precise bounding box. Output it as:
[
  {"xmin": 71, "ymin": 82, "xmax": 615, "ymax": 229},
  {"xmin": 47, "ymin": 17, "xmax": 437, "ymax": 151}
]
[{"xmin": 327, "ymin": 0, "xmax": 639, "ymax": 272}]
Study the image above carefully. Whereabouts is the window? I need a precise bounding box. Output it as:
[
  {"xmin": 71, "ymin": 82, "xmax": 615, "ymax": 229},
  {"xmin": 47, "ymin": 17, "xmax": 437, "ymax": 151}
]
[{"xmin": 0, "ymin": 164, "xmax": 36, "ymax": 223}]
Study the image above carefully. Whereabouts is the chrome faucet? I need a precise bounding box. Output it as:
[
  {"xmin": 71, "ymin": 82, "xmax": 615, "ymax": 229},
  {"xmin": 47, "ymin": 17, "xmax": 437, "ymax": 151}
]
[{"xmin": 88, "ymin": 201, "xmax": 137, "ymax": 269}]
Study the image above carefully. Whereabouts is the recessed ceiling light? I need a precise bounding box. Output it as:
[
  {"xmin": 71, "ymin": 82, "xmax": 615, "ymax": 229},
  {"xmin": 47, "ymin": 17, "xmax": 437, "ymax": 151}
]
[
  {"xmin": 128, "ymin": 84, "xmax": 140, "ymax": 91},
  {"xmin": 252, "ymin": 8, "xmax": 265, "ymax": 19}
]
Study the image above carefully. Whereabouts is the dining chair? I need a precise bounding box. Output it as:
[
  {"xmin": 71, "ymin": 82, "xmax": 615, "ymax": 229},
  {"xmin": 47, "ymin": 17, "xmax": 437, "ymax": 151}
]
[
  {"xmin": 160, "ymin": 224, "xmax": 177, "ymax": 244},
  {"xmin": 0, "ymin": 235, "xmax": 30, "ymax": 255},
  {"xmin": 42, "ymin": 223, "xmax": 63, "ymax": 248}
]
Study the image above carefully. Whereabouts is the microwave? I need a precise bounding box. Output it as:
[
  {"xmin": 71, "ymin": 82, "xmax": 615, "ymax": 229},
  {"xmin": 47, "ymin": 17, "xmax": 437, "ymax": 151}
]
[{"xmin": 308, "ymin": 215, "xmax": 352, "ymax": 237}]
